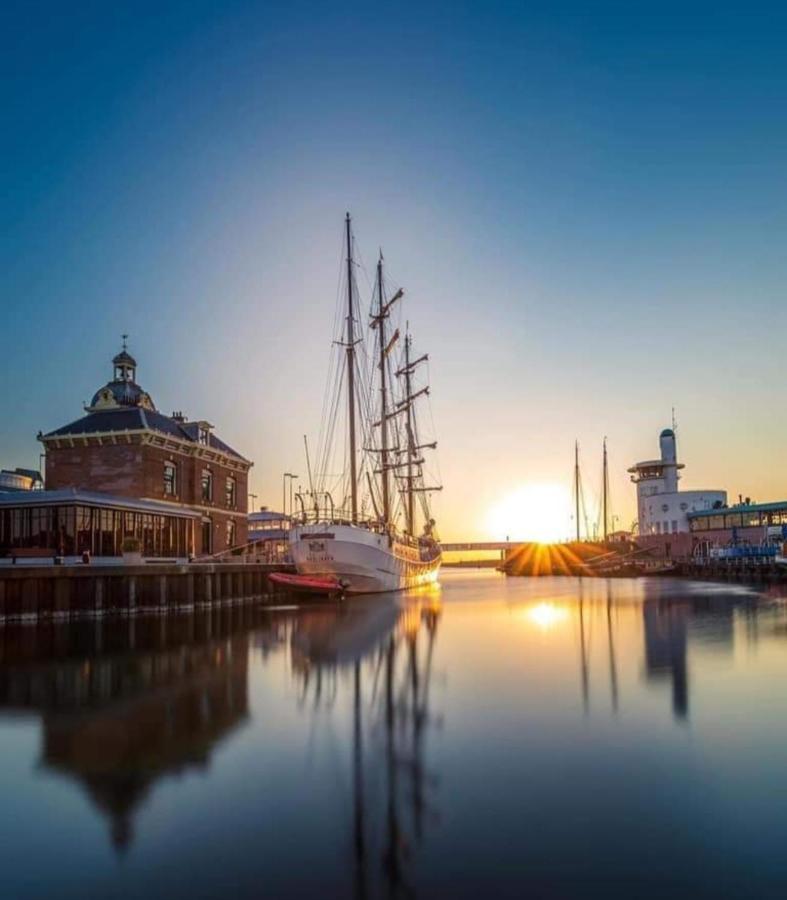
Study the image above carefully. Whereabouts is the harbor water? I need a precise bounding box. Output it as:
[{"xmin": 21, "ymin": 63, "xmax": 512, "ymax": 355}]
[{"xmin": 2, "ymin": 570, "xmax": 787, "ymax": 898}]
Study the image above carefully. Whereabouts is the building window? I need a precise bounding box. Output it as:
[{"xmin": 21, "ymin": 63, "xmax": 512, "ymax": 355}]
[
  {"xmin": 227, "ymin": 518, "xmax": 236, "ymax": 548},
  {"xmin": 164, "ymin": 462, "xmax": 177, "ymax": 496},
  {"xmin": 201, "ymin": 469, "xmax": 213, "ymax": 502},
  {"xmin": 671, "ymin": 520, "xmax": 678, "ymax": 533},
  {"xmin": 202, "ymin": 518, "xmax": 212, "ymax": 555},
  {"xmin": 199, "ymin": 426, "xmax": 209, "ymax": 446},
  {"xmin": 225, "ymin": 476, "xmax": 236, "ymax": 508}
]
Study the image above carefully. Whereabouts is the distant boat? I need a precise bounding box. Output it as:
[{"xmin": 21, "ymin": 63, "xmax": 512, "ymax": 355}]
[{"xmin": 289, "ymin": 214, "xmax": 442, "ymax": 594}]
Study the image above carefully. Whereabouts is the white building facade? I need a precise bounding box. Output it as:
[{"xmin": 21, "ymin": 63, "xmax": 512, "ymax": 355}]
[{"xmin": 629, "ymin": 428, "xmax": 726, "ymax": 536}]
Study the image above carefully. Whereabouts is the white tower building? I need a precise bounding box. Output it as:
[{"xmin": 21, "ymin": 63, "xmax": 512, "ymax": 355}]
[{"xmin": 628, "ymin": 428, "xmax": 726, "ymax": 536}]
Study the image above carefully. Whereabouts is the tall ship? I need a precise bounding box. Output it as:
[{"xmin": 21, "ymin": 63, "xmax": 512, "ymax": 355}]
[{"xmin": 289, "ymin": 213, "xmax": 442, "ymax": 593}]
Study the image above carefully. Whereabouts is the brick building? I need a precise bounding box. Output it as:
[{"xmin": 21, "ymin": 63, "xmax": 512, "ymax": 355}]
[{"xmin": 38, "ymin": 343, "xmax": 252, "ymax": 557}]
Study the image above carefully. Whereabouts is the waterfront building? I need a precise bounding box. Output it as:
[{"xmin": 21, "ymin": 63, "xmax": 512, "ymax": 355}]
[
  {"xmin": 36, "ymin": 342, "xmax": 252, "ymax": 557},
  {"xmin": 248, "ymin": 507, "xmax": 290, "ymax": 562},
  {"xmin": 628, "ymin": 428, "xmax": 726, "ymax": 536},
  {"xmin": 0, "ymin": 468, "xmax": 43, "ymax": 493},
  {"xmin": 0, "ymin": 489, "xmax": 197, "ymax": 561},
  {"xmin": 630, "ymin": 427, "xmax": 787, "ymax": 562}
]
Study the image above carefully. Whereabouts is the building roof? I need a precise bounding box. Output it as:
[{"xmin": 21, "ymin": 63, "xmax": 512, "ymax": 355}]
[
  {"xmin": 90, "ymin": 379, "xmax": 153, "ymax": 410},
  {"xmin": 688, "ymin": 500, "xmax": 787, "ymax": 518},
  {"xmin": 0, "ymin": 488, "xmax": 201, "ymax": 517},
  {"xmin": 42, "ymin": 408, "xmax": 249, "ymax": 462},
  {"xmin": 41, "ymin": 341, "xmax": 251, "ymax": 465},
  {"xmin": 248, "ymin": 509, "xmax": 289, "ymax": 522},
  {"xmin": 112, "ymin": 349, "xmax": 137, "ymax": 367}
]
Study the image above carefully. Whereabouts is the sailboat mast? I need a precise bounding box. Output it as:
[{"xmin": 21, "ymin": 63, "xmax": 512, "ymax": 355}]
[
  {"xmin": 602, "ymin": 438, "xmax": 609, "ymax": 542},
  {"xmin": 377, "ymin": 256, "xmax": 390, "ymax": 523},
  {"xmin": 404, "ymin": 332, "xmax": 415, "ymax": 535},
  {"xmin": 345, "ymin": 213, "xmax": 359, "ymax": 523},
  {"xmin": 574, "ymin": 440, "xmax": 580, "ymax": 542}
]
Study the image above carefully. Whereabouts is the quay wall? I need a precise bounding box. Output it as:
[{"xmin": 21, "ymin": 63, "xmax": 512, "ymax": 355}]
[{"xmin": 0, "ymin": 563, "xmax": 292, "ymax": 625}]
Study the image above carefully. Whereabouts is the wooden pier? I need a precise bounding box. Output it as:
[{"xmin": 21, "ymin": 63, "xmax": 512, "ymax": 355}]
[{"xmin": 0, "ymin": 562, "xmax": 295, "ymax": 624}]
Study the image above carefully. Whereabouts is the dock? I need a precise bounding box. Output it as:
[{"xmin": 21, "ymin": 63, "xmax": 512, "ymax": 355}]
[{"xmin": 0, "ymin": 562, "xmax": 295, "ymax": 624}]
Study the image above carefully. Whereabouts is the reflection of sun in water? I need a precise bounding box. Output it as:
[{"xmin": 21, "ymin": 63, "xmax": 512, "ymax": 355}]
[
  {"xmin": 527, "ymin": 602, "xmax": 569, "ymax": 631},
  {"xmin": 486, "ymin": 483, "xmax": 572, "ymax": 543}
]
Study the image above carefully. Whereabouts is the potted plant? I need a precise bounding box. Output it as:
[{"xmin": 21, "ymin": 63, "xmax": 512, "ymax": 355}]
[{"xmin": 121, "ymin": 536, "xmax": 143, "ymax": 565}]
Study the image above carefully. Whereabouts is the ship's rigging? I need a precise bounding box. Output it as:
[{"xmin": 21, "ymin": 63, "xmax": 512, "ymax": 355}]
[{"xmin": 303, "ymin": 214, "xmax": 441, "ymax": 540}]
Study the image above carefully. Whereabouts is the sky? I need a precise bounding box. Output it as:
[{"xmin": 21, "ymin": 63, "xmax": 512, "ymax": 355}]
[{"xmin": 2, "ymin": 0, "xmax": 786, "ymax": 541}]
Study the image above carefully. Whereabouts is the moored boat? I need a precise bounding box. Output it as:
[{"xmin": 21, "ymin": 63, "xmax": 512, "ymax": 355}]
[{"xmin": 289, "ymin": 213, "xmax": 442, "ymax": 594}]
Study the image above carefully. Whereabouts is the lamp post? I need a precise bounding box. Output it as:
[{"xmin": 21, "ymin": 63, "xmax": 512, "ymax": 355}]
[
  {"xmin": 282, "ymin": 473, "xmax": 298, "ymax": 519},
  {"xmin": 248, "ymin": 492, "xmax": 257, "ymax": 512}
]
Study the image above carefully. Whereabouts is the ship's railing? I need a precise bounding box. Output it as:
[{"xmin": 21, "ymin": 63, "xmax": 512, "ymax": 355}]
[{"xmin": 292, "ymin": 508, "xmax": 437, "ymax": 552}]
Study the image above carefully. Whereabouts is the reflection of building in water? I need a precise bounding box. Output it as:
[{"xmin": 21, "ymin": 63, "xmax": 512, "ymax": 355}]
[
  {"xmin": 643, "ymin": 600, "xmax": 689, "ymax": 719},
  {"xmin": 291, "ymin": 596, "xmax": 443, "ymax": 900},
  {"xmin": 642, "ymin": 582, "xmax": 740, "ymax": 721},
  {"xmin": 0, "ymin": 612, "xmax": 258, "ymax": 851}
]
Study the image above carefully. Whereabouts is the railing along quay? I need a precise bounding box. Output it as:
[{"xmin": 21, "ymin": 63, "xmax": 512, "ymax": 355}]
[{"xmin": 0, "ymin": 561, "xmax": 296, "ymax": 624}]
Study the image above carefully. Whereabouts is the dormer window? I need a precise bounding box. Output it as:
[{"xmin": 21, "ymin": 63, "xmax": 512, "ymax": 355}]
[{"xmin": 199, "ymin": 426, "xmax": 209, "ymax": 446}]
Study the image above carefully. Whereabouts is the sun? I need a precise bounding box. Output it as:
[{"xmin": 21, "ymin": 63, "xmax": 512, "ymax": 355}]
[{"xmin": 486, "ymin": 483, "xmax": 572, "ymax": 543}]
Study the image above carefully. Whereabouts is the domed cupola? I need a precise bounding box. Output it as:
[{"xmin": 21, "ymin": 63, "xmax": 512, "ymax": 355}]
[{"xmin": 87, "ymin": 337, "xmax": 156, "ymax": 412}]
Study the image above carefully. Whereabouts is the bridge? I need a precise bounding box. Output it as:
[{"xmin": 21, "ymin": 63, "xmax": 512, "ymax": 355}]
[{"xmin": 441, "ymin": 542, "xmax": 518, "ymax": 552}]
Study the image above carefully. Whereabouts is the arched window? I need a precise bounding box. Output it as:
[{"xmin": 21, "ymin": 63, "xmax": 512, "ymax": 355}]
[
  {"xmin": 225, "ymin": 476, "xmax": 236, "ymax": 508},
  {"xmin": 201, "ymin": 469, "xmax": 213, "ymax": 502},
  {"xmin": 164, "ymin": 462, "xmax": 177, "ymax": 496}
]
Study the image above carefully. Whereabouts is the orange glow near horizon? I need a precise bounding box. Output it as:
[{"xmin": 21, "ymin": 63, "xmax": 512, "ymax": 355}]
[{"xmin": 486, "ymin": 483, "xmax": 572, "ymax": 544}]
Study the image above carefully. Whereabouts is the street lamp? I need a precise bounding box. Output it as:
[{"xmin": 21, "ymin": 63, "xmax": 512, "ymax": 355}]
[
  {"xmin": 282, "ymin": 473, "xmax": 298, "ymax": 518},
  {"xmin": 248, "ymin": 492, "xmax": 257, "ymax": 512}
]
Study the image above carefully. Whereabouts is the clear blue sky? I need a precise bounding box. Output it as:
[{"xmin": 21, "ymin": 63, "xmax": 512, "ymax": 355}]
[{"xmin": 2, "ymin": 1, "xmax": 786, "ymax": 539}]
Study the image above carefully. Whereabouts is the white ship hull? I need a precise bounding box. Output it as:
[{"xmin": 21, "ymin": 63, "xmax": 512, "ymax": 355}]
[{"xmin": 290, "ymin": 523, "xmax": 441, "ymax": 594}]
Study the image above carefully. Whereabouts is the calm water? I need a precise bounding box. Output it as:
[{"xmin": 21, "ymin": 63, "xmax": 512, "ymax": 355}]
[{"xmin": 3, "ymin": 571, "xmax": 787, "ymax": 899}]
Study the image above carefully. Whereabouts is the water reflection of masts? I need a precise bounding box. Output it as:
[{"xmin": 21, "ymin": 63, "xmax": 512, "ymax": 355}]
[
  {"xmin": 353, "ymin": 661, "xmax": 367, "ymax": 900},
  {"xmin": 294, "ymin": 599, "xmax": 441, "ymax": 899},
  {"xmin": 578, "ymin": 580, "xmax": 590, "ymax": 714},
  {"xmin": 606, "ymin": 580, "xmax": 619, "ymax": 713}
]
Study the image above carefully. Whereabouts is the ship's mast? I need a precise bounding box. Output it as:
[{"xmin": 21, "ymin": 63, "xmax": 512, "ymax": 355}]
[
  {"xmin": 377, "ymin": 255, "xmax": 391, "ymax": 524},
  {"xmin": 345, "ymin": 213, "xmax": 358, "ymax": 523},
  {"xmin": 601, "ymin": 438, "xmax": 609, "ymax": 543},
  {"xmin": 574, "ymin": 440, "xmax": 581, "ymax": 542},
  {"xmin": 396, "ymin": 332, "xmax": 439, "ymax": 535},
  {"xmin": 404, "ymin": 333, "xmax": 415, "ymax": 535}
]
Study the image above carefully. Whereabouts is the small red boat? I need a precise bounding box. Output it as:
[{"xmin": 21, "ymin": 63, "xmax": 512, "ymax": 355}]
[{"xmin": 269, "ymin": 572, "xmax": 347, "ymax": 596}]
